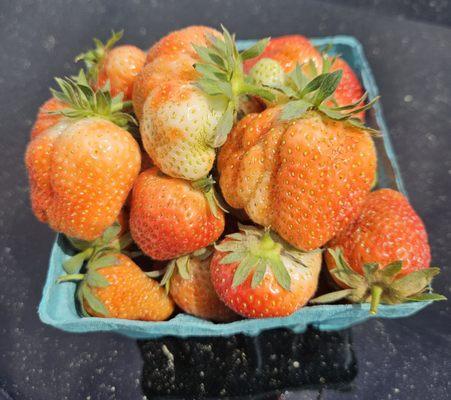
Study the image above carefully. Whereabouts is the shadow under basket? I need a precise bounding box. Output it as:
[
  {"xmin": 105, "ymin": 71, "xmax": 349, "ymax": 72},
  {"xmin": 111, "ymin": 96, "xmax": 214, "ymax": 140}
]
[{"xmin": 38, "ymin": 36, "xmax": 431, "ymax": 339}]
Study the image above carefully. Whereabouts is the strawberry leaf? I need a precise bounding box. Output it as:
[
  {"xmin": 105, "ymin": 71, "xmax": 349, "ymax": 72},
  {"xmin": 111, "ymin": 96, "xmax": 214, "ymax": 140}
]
[
  {"xmin": 311, "ymin": 70, "xmax": 342, "ymax": 106},
  {"xmin": 63, "ymin": 248, "xmax": 93, "ymax": 274},
  {"xmin": 240, "ymin": 37, "xmax": 270, "ymax": 61},
  {"xmin": 406, "ymin": 293, "xmax": 447, "ymax": 302},
  {"xmin": 281, "ymin": 99, "xmax": 311, "ymax": 121},
  {"xmin": 310, "ymin": 289, "xmax": 354, "ymax": 304},
  {"xmin": 232, "ymin": 255, "xmax": 259, "ymax": 288},
  {"xmin": 211, "ymin": 101, "xmax": 234, "ymax": 148},
  {"xmin": 251, "ymin": 260, "xmax": 267, "ymax": 289},
  {"xmin": 81, "ymin": 284, "xmax": 109, "ymax": 317},
  {"xmin": 268, "ymin": 255, "xmax": 291, "ymax": 291},
  {"xmin": 89, "ymin": 255, "xmax": 119, "ymax": 270},
  {"xmin": 176, "ymin": 255, "xmax": 191, "ymax": 280},
  {"xmin": 86, "ymin": 270, "xmax": 110, "ymax": 288},
  {"xmin": 219, "ymin": 251, "xmax": 246, "ymax": 265}
]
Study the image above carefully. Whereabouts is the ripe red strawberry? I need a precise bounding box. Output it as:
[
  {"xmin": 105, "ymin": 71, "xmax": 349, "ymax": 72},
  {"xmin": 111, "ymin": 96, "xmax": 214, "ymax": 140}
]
[
  {"xmin": 244, "ymin": 35, "xmax": 365, "ymax": 119},
  {"xmin": 59, "ymin": 252, "xmax": 174, "ymax": 320},
  {"xmin": 129, "ymin": 167, "xmax": 225, "ymax": 260},
  {"xmin": 76, "ymin": 31, "xmax": 146, "ymax": 100},
  {"xmin": 311, "ymin": 189, "xmax": 445, "ymax": 313},
  {"xmin": 135, "ymin": 26, "xmax": 274, "ymax": 180},
  {"xmin": 218, "ymin": 66, "xmax": 377, "ymax": 251},
  {"xmin": 30, "ymin": 97, "xmax": 67, "ymax": 139},
  {"xmin": 162, "ymin": 249, "xmax": 236, "ymax": 321},
  {"xmin": 210, "ymin": 226, "xmax": 322, "ymax": 318},
  {"xmin": 25, "ymin": 72, "xmax": 141, "ymax": 240}
]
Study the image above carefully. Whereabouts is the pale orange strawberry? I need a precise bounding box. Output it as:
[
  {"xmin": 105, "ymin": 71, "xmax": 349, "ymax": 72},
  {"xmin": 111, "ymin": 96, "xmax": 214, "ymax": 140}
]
[
  {"xmin": 25, "ymin": 73, "xmax": 141, "ymax": 240},
  {"xmin": 30, "ymin": 98, "xmax": 67, "ymax": 139},
  {"xmin": 163, "ymin": 250, "xmax": 236, "ymax": 321},
  {"xmin": 218, "ymin": 68, "xmax": 377, "ymax": 251},
  {"xmin": 59, "ymin": 253, "xmax": 174, "ymax": 320},
  {"xmin": 77, "ymin": 31, "xmax": 145, "ymax": 100},
  {"xmin": 210, "ymin": 226, "xmax": 322, "ymax": 318},
  {"xmin": 129, "ymin": 168, "xmax": 224, "ymax": 260}
]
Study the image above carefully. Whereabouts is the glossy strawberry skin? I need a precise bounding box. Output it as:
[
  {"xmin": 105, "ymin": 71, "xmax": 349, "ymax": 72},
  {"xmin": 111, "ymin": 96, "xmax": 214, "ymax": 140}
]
[
  {"xmin": 210, "ymin": 241, "xmax": 322, "ymax": 318},
  {"xmin": 129, "ymin": 168, "xmax": 225, "ymax": 260},
  {"xmin": 169, "ymin": 255, "xmax": 236, "ymax": 321},
  {"xmin": 218, "ymin": 108, "xmax": 376, "ymax": 251},
  {"xmin": 87, "ymin": 254, "xmax": 174, "ymax": 320},
  {"xmin": 25, "ymin": 118, "xmax": 141, "ymax": 240},
  {"xmin": 96, "ymin": 45, "xmax": 146, "ymax": 100},
  {"xmin": 327, "ymin": 189, "xmax": 431, "ymax": 280},
  {"xmin": 30, "ymin": 98, "xmax": 67, "ymax": 139}
]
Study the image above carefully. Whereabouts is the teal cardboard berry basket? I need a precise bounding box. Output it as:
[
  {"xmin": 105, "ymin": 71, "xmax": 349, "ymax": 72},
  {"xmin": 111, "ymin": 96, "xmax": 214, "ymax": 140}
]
[{"xmin": 38, "ymin": 36, "xmax": 431, "ymax": 339}]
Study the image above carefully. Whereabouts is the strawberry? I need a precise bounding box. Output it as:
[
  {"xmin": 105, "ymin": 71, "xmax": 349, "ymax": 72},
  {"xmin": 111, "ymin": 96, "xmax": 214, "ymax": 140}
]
[
  {"xmin": 244, "ymin": 35, "xmax": 321, "ymax": 74},
  {"xmin": 210, "ymin": 225, "xmax": 322, "ymax": 318},
  {"xmin": 311, "ymin": 189, "xmax": 445, "ymax": 313},
  {"xmin": 146, "ymin": 25, "xmax": 220, "ymax": 63},
  {"xmin": 218, "ymin": 67, "xmax": 377, "ymax": 251},
  {"xmin": 129, "ymin": 167, "xmax": 225, "ymax": 260},
  {"xmin": 244, "ymin": 35, "xmax": 365, "ymax": 119},
  {"xmin": 160, "ymin": 248, "xmax": 236, "ymax": 321},
  {"xmin": 30, "ymin": 97, "xmax": 67, "ymax": 139},
  {"xmin": 59, "ymin": 253, "xmax": 174, "ymax": 321},
  {"xmin": 76, "ymin": 31, "xmax": 145, "ymax": 100},
  {"xmin": 136, "ymin": 26, "xmax": 274, "ymax": 180},
  {"xmin": 133, "ymin": 26, "xmax": 220, "ymax": 121},
  {"xmin": 25, "ymin": 71, "xmax": 141, "ymax": 240}
]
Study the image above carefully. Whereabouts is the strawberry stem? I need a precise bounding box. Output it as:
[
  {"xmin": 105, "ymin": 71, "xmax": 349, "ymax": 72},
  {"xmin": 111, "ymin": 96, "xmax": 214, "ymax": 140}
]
[
  {"xmin": 57, "ymin": 273, "xmax": 85, "ymax": 283},
  {"xmin": 370, "ymin": 284, "xmax": 383, "ymax": 315}
]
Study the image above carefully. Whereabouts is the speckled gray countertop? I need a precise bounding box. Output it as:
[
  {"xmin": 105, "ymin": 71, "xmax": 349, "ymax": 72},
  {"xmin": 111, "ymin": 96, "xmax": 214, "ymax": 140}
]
[{"xmin": 0, "ymin": 1, "xmax": 450, "ymax": 399}]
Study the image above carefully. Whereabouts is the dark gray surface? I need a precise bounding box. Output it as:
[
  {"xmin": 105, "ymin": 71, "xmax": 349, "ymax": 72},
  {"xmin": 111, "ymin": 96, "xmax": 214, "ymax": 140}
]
[{"xmin": 0, "ymin": 0, "xmax": 450, "ymax": 399}]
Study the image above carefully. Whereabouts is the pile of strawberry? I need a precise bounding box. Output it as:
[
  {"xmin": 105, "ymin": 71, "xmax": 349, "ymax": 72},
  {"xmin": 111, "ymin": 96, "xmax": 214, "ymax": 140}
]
[{"xmin": 25, "ymin": 26, "xmax": 444, "ymax": 323}]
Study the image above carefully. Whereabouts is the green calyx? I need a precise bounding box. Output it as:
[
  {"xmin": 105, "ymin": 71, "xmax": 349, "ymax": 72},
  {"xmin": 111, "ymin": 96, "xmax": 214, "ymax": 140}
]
[
  {"xmin": 191, "ymin": 175, "xmax": 228, "ymax": 219},
  {"xmin": 262, "ymin": 51, "xmax": 379, "ymax": 134},
  {"xmin": 193, "ymin": 25, "xmax": 275, "ymax": 147},
  {"xmin": 75, "ymin": 30, "xmax": 123, "ymax": 84},
  {"xmin": 215, "ymin": 224, "xmax": 319, "ymax": 292},
  {"xmin": 57, "ymin": 221, "xmax": 134, "ymax": 317},
  {"xmin": 160, "ymin": 247, "xmax": 213, "ymax": 293},
  {"xmin": 49, "ymin": 69, "xmax": 136, "ymax": 129},
  {"xmin": 310, "ymin": 248, "xmax": 446, "ymax": 314}
]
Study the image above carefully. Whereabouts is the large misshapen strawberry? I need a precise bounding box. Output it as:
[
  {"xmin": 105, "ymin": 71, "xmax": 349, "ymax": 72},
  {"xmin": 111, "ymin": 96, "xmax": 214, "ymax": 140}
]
[
  {"xmin": 311, "ymin": 189, "xmax": 445, "ymax": 313},
  {"xmin": 136, "ymin": 26, "xmax": 274, "ymax": 180},
  {"xmin": 218, "ymin": 66, "xmax": 377, "ymax": 251},
  {"xmin": 210, "ymin": 225, "xmax": 322, "ymax": 318},
  {"xmin": 25, "ymin": 71, "xmax": 141, "ymax": 240},
  {"xmin": 76, "ymin": 30, "xmax": 146, "ymax": 100},
  {"xmin": 129, "ymin": 167, "xmax": 225, "ymax": 260}
]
